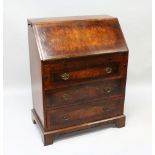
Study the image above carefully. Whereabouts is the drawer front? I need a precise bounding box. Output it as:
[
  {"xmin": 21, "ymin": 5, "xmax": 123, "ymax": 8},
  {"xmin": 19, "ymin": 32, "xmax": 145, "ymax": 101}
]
[
  {"xmin": 43, "ymin": 52, "xmax": 128, "ymax": 90},
  {"xmin": 46, "ymin": 97, "xmax": 124, "ymax": 130},
  {"xmin": 45, "ymin": 79, "xmax": 124, "ymax": 109}
]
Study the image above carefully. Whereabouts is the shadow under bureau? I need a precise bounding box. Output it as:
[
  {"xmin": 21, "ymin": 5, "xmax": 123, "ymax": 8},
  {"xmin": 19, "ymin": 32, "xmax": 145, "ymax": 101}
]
[{"xmin": 27, "ymin": 15, "xmax": 129, "ymax": 145}]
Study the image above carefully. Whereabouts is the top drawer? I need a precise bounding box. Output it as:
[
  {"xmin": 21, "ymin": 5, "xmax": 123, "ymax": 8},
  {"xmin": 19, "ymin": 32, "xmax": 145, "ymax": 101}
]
[{"xmin": 43, "ymin": 52, "xmax": 128, "ymax": 90}]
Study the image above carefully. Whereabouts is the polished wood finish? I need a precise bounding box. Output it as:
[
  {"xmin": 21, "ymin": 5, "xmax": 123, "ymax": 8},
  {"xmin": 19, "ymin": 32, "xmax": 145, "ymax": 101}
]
[
  {"xmin": 46, "ymin": 97, "xmax": 124, "ymax": 130},
  {"xmin": 45, "ymin": 79, "xmax": 123, "ymax": 109},
  {"xmin": 28, "ymin": 24, "xmax": 45, "ymax": 126},
  {"xmin": 28, "ymin": 15, "xmax": 128, "ymax": 61},
  {"xmin": 28, "ymin": 15, "xmax": 128, "ymax": 146},
  {"xmin": 43, "ymin": 52, "xmax": 128, "ymax": 90}
]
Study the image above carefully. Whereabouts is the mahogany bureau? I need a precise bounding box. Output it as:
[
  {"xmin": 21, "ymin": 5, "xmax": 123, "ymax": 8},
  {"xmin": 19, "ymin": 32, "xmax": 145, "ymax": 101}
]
[{"xmin": 27, "ymin": 15, "xmax": 129, "ymax": 145}]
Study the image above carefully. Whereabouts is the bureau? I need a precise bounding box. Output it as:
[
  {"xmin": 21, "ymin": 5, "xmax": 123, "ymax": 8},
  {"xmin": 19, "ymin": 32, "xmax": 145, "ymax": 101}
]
[{"xmin": 28, "ymin": 15, "xmax": 129, "ymax": 145}]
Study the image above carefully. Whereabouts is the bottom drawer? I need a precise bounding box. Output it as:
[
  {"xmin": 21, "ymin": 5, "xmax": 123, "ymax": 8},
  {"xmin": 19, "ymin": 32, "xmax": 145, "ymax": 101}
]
[{"xmin": 46, "ymin": 97, "xmax": 124, "ymax": 130}]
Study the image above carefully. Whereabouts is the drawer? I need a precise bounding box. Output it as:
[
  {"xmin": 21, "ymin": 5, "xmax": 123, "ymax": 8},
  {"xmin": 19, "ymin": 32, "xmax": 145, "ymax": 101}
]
[
  {"xmin": 46, "ymin": 97, "xmax": 124, "ymax": 130},
  {"xmin": 45, "ymin": 79, "xmax": 124, "ymax": 109},
  {"xmin": 43, "ymin": 52, "xmax": 128, "ymax": 90}
]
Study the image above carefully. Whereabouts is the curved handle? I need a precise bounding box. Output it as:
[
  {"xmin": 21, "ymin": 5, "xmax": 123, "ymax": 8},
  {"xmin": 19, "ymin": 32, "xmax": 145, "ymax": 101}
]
[
  {"xmin": 104, "ymin": 88, "xmax": 112, "ymax": 93},
  {"xmin": 61, "ymin": 73, "xmax": 70, "ymax": 80},
  {"xmin": 62, "ymin": 94, "xmax": 72, "ymax": 101},
  {"xmin": 105, "ymin": 67, "xmax": 112, "ymax": 74},
  {"xmin": 63, "ymin": 115, "xmax": 69, "ymax": 121},
  {"xmin": 102, "ymin": 107, "xmax": 111, "ymax": 113}
]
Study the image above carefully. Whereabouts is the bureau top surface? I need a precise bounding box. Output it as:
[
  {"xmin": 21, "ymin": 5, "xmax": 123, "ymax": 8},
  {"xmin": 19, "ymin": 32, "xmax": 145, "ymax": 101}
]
[{"xmin": 28, "ymin": 15, "xmax": 128, "ymax": 61}]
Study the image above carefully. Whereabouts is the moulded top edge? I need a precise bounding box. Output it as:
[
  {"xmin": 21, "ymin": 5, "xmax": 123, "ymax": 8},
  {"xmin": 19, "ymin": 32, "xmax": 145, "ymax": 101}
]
[{"xmin": 27, "ymin": 15, "xmax": 115, "ymax": 25}]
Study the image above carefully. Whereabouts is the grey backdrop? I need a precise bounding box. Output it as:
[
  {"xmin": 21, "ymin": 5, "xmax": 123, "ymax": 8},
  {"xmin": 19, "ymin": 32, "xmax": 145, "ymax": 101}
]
[{"xmin": 4, "ymin": 0, "xmax": 152, "ymax": 155}]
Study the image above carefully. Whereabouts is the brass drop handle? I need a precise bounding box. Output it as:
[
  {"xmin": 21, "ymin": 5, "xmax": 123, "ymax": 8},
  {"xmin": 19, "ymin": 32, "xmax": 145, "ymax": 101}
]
[
  {"xmin": 61, "ymin": 73, "xmax": 69, "ymax": 80},
  {"xmin": 104, "ymin": 88, "xmax": 112, "ymax": 93},
  {"xmin": 62, "ymin": 94, "xmax": 72, "ymax": 101},
  {"xmin": 63, "ymin": 115, "xmax": 69, "ymax": 121},
  {"xmin": 102, "ymin": 107, "xmax": 110, "ymax": 113},
  {"xmin": 105, "ymin": 67, "xmax": 112, "ymax": 74}
]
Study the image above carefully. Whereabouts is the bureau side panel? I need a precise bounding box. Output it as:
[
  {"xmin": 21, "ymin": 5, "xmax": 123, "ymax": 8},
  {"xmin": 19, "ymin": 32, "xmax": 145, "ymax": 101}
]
[
  {"xmin": 28, "ymin": 25, "xmax": 44, "ymax": 126},
  {"xmin": 120, "ymin": 52, "xmax": 128, "ymax": 105}
]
